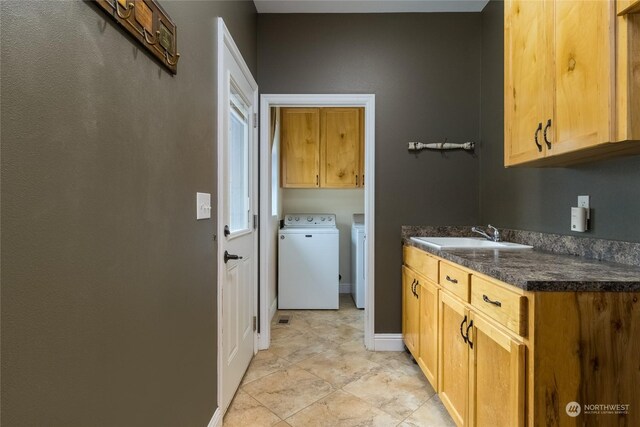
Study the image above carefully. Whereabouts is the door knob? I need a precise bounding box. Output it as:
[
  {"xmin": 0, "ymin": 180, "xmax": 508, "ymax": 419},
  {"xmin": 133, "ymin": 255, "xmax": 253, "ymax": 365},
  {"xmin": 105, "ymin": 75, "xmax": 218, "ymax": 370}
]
[{"xmin": 224, "ymin": 250, "xmax": 243, "ymax": 264}]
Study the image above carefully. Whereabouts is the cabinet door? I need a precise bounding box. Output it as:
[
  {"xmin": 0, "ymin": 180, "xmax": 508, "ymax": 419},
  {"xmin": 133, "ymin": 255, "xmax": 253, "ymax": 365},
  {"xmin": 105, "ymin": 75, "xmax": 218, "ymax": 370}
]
[
  {"xmin": 359, "ymin": 107, "xmax": 365, "ymax": 187},
  {"xmin": 504, "ymin": 0, "xmax": 553, "ymax": 165},
  {"xmin": 281, "ymin": 108, "xmax": 320, "ymax": 188},
  {"xmin": 320, "ymin": 108, "xmax": 360, "ymax": 188},
  {"xmin": 417, "ymin": 276, "xmax": 439, "ymax": 390},
  {"xmin": 438, "ymin": 292, "xmax": 470, "ymax": 426},
  {"xmin": 468, "ymin": 313, "xmax": 525, "ymax": 427},
  {"xmin": 402, "ymin": 266, "xmax": 419, "ymax": 356},
  {"xmin": 552, "ymin": 0, "xmax": 613, "ymax": 155}
]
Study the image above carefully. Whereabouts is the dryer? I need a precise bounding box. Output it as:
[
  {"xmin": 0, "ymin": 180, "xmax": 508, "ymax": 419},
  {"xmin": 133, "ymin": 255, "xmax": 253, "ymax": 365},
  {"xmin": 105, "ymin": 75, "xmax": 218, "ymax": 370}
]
[{"xmin": 351, "ymin": 214, "xmax": 365, "ymax": 309}]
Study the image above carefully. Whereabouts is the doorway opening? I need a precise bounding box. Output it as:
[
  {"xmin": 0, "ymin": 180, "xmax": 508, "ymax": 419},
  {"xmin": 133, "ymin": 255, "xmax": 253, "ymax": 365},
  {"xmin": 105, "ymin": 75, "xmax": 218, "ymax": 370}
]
[{"xmin": 258, "ymin": 94, "xmax": 376, "ymax": 352}]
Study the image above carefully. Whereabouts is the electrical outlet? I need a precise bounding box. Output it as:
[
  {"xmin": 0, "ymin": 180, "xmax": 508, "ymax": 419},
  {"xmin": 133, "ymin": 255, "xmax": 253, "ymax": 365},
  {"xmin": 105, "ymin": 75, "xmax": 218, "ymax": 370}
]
[
  {"xmin": 577, "ymin": 195, "xmax": 589, "ymax": 209},
  {"xmin": 577, "ymin": 195, "xmax": 590, "ymax": 219}
]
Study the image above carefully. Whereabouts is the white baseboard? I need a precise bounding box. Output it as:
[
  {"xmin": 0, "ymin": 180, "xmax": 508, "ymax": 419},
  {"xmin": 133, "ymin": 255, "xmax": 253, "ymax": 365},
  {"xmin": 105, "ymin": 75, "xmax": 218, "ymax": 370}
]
[
  {"xmin": 207, "ymin": 407, "xmax": 222, "ymax": 427},
  {"xmin": 339, "ymin": 283, "xmax": 352, "ymax": 294},
  {"xmin": 373, "ymin": 333, "xmax": 404, "ymax": 351},
  {"xmin": 269, "ymin": 297, "xmax": 278, "ymax": 321}
]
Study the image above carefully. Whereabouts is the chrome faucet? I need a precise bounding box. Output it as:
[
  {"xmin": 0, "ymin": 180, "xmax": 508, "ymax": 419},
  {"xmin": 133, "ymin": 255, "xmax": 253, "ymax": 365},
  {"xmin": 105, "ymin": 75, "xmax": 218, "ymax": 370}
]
[{"xmin": 472, "ymin": 224, "xmax": 501, "ymax": 242}]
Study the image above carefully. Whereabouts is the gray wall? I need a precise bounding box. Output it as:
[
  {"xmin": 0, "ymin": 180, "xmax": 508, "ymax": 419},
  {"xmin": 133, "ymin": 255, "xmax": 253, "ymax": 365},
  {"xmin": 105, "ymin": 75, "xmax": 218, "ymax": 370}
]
[
  {"xmin": 258, "ymin": 14, "xmax": 482, "ymax": 333},
  {"xmin": 480, "ymin": 0, "xmax": 640, "ymax": 242},
  {"xmin": 0, "ymin": 1, "xmax": 256, "ymax": 426}
]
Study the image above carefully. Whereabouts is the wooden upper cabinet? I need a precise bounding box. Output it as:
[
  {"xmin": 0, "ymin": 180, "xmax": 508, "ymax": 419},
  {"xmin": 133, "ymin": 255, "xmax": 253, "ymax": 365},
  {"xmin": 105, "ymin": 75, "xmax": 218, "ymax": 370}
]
[
  {"xmin": 280, "ymin": 107, "xmax": 364, "ymax": 188},
  {"xmin": 359, "ymin": 108, "xmax": 365, "ymax": 187},
  {"xmin": 618, "ymin": 0, "xmax": 640, "ymax": 15},
  {"xmin": 552, "ymin": 0, "xmax": 613, "ymax": 156},
  {"xmin": 320, "ymin": 108, "xmax": 360, "ymax": 188},
  {"xmin": 281, "ymin": 108, "xmax": 320, "ymax": 188},
  {"xmin": 504, "ymin": 0, "xmax": 552, "ymax": 166},
  {"xmin": 504, "ymin": 0, "xmax": 640, "ymax": 167}
]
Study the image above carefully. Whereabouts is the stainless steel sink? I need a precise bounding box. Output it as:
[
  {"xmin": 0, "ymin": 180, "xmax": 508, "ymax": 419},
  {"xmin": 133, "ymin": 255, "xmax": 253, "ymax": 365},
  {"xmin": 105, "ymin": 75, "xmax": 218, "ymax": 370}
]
[{"xmin": 410, "ymin": 236, "xmax": 533, "ymax": 250}]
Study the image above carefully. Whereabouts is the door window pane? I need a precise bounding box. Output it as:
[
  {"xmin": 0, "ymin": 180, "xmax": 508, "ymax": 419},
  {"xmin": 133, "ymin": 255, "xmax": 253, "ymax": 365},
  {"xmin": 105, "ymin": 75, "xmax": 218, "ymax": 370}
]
[{"xmin": 229, "ymin": 84, "xmax": 249, "ymax": 233}]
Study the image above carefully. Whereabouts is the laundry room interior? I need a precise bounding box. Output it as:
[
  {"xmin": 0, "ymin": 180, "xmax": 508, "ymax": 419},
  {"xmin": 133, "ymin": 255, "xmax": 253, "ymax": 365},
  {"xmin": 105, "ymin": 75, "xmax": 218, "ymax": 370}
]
[{"xmin": 268, "ymin": 105, "xmax": 366, "ymax": 322}]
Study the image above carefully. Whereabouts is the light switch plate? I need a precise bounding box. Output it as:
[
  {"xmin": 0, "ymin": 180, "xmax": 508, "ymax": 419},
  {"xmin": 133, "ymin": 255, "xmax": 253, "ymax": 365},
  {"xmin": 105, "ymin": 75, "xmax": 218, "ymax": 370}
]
[{"xmin": 197, "ymin": 192, "xmax": 211, "ymax": 220}]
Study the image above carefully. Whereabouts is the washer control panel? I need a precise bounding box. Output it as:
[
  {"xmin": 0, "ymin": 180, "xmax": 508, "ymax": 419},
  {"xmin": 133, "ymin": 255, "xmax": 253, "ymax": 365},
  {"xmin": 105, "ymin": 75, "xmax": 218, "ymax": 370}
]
[{"xmin": 284, "ymin": 213, "xmax": 336, "ymax": 227}]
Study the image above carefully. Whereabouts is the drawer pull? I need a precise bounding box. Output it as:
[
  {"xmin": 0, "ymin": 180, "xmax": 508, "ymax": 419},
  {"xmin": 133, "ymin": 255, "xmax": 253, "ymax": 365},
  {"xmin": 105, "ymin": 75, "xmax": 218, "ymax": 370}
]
[
  {"xmin": 446, "ymin": 275, "xmax": 458, "ymax": 284},
  {"xmin": 482, "ymin": 294, "xmax": 502, "ymax": 307}
]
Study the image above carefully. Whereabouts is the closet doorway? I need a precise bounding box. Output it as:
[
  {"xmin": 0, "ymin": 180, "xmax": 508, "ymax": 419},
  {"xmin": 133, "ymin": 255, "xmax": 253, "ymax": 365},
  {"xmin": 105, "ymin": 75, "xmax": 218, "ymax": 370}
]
[{"xmin": 258, "ymin": 94, "xmax": 376, "ymax": 351}]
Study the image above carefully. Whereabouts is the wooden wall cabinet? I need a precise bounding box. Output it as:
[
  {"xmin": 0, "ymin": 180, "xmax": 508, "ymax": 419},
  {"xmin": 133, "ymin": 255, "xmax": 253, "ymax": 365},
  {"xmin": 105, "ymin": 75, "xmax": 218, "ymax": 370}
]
[
  {"xmin": 504, "ymin": 0, "xmax": 640, "ymax": 167},
  {"xmin": 281, "ymin": 108, "xmax": 320, "ymax": 187},
  {"xmin": 281, "ymin": 107, "xmax": 364, "ymax": 188}
]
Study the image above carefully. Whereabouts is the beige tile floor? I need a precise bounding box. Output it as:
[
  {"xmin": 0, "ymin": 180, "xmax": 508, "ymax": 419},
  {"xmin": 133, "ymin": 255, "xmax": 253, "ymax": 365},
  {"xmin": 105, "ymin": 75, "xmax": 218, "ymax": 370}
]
[{"xmin": 223, "ymin": 295, "xmax": 455, "ymax": 427}]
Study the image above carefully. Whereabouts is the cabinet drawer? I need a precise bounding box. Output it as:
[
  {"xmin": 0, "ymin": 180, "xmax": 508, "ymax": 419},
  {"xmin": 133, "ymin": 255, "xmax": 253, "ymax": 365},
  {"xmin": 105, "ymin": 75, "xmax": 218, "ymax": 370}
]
[
  {"xmin": 471, "ymin": 275, "xmax": 528, "ymax": 336},
  {"xmin": 438, "ymin": 262, "xmax": 470, "ymax": 302},
  {"xmin": 404, "ymin": 246, "xmax": 439, "ymax": 282}
]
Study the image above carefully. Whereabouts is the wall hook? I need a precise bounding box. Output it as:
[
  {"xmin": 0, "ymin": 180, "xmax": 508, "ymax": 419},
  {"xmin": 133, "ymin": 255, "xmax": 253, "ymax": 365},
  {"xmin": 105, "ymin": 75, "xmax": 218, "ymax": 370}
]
[
  {"xmin": 143, "ymin": 28, "xmax": 159, "ymax": 46},
  {"xmin": 115, "ymin": 1, "xmax": 134, "ymax": 19},
  {"xmin": 165, "ymin": 50, "xmax": 180, "ymax": 66}
]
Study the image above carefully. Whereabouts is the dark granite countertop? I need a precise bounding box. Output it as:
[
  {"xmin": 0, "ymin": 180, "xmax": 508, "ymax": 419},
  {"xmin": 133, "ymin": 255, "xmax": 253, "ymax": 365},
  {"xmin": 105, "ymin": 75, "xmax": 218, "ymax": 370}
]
[{"xmin": 403, "ymin": 227, "xmax": 640, "ymax": 292}]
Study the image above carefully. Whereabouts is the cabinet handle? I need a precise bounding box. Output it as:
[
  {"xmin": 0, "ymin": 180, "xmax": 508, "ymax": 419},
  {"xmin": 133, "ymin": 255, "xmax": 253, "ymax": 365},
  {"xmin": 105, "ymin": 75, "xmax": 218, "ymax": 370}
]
[
  {"xmin": 482, "ymin": 294, "xmax": 502, "ymax": 307},
  {"xmin": 316, "ymin": 174, "xmax": 319, "ymax": 186},
  {"xmin": 445, "ymin": 275, "xmax": 458, "ymax": 284},
  {"xmin": 414, "ymin": 281, "xmax": 419, "ymax": 299},
  {"xmin": 543, "ymin": 119, "xmax": 552, "ymax": 149},
  {"xmin": 410, "ymin": 279, "xmax": 416, "ymax": 296},
  {"xmin": 466, "ymin": 320, "xmax": 474, "ymax": 349},
  {"xmin": 534, "ymin": 122, "xmax": 543, "ymax": 152},
  {"xmin": 460, "ymin": 315, "xmax": 468, "ymax": 343}
]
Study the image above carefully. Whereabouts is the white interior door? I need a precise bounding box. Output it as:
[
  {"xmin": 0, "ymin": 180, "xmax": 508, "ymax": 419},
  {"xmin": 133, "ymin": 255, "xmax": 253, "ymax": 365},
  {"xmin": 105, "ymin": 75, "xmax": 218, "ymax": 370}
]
[{"xmin": 218, "ymin": 20, "xmax": 258, "ymax": 413}]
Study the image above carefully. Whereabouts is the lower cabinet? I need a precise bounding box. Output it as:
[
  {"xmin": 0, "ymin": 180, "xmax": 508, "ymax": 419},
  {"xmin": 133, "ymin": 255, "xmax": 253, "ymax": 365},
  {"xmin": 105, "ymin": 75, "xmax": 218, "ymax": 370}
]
[
  {"xmin": 438, "ymin": 292, "xmax": 526, "ymax": 427},
  {"xmin": 469, "ymin": 313, "xmax": 526, "ymax": 427},
  {"xmin": 438, "ymin": 292, "xmax": 470, "ymax": 426},
  {"xmin": 402, "ymin": 266, "xmax": 419, "ymax": 355},
  {"xmin": 417, "ymin": 278, "xmax": 439, "ymax": 388},
  {"xmin": 405, "ymin": 245, "xmax": 640, "ymax": 427}
]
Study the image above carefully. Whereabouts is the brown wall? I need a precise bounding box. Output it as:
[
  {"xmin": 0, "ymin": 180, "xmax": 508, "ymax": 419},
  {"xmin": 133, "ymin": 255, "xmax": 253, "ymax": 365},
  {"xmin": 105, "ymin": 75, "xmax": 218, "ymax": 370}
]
[
  {"xmin": 0, "ymin": 1, "xmax": 256, "ymax": 426},
  {"xmin": 258, "ymin": 13, "xmax": 482, "ymax": 333},
  {"xmin": 480, "ymin": 0, "xmax": 640, "ymax": 242}
]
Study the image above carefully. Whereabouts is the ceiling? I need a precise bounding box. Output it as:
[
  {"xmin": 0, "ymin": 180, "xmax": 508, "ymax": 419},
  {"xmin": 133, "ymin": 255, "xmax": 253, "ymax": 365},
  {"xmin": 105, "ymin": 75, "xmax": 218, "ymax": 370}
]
[{"xmin": 254, "ymin": 0, "xmax": 490, "ymax": 14}]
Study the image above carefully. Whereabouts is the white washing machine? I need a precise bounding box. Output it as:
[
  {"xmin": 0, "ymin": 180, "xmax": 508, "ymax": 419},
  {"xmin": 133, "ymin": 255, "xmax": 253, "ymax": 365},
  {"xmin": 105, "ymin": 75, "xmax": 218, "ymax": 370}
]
[
  {"xmin": 351, "ymin": 214, "xmax": 365, "ymax": 309},
  {"xmin": 278, "ymin": 213, "xmax": 339, "ymax": 309}
]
